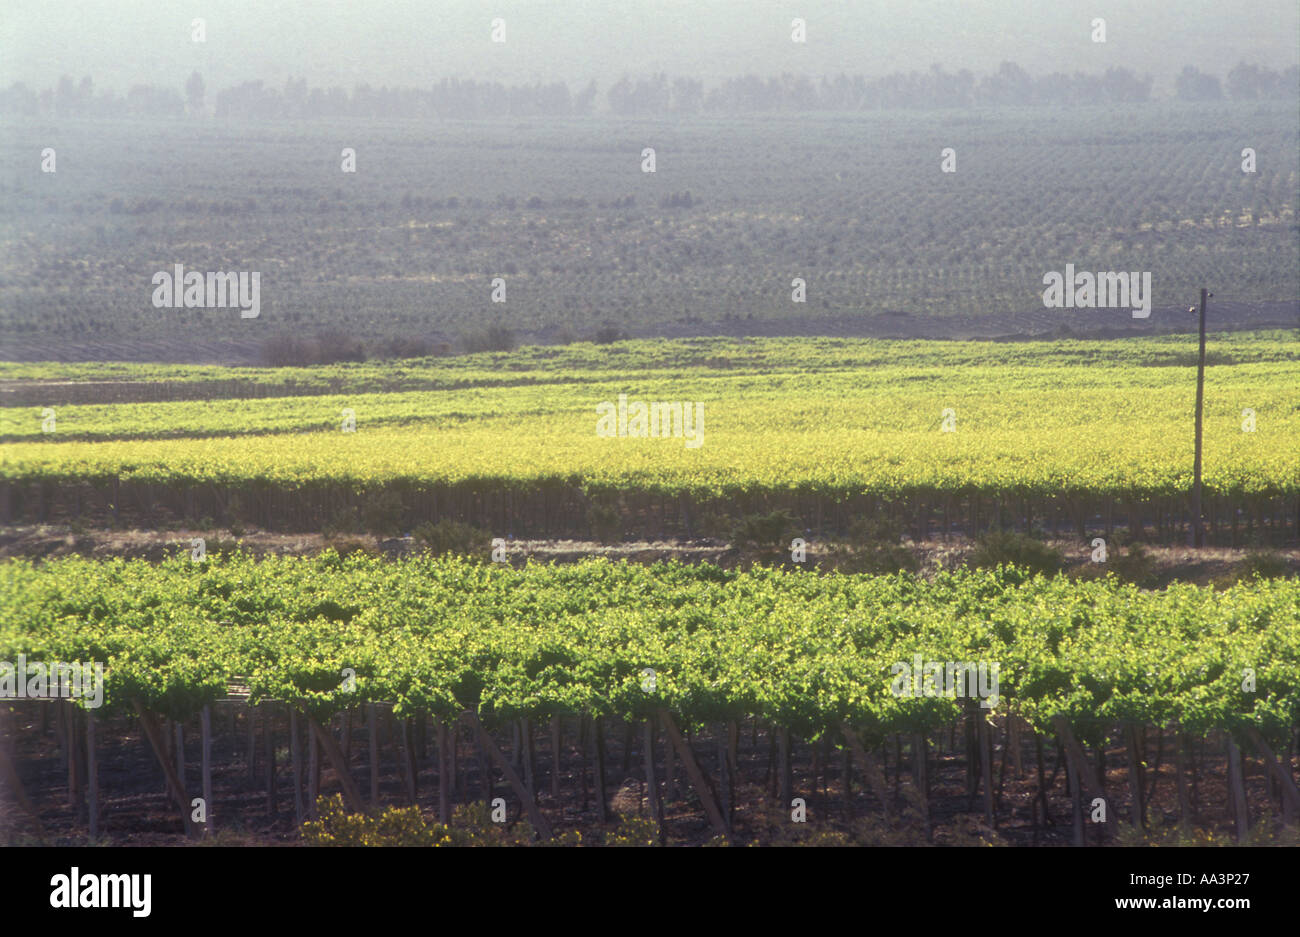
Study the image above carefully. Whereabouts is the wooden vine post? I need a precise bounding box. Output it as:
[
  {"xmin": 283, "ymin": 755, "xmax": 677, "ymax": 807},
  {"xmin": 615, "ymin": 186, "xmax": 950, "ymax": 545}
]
[
  {"xmin": 133, "ymin": 701, "xmax": 198, "ymax": 838},
  {"xmin": 1226, "ymin": 736, "xmax": 1249, "ymax": 843},
  {"xmin": 86, "ymin": 709, "xmax": 99, "ymax": 841},
  {"xmin": 549, "ymin": 716, "xmax": 562, "ymax": 802},
  {"xmin": 308, "ymin": 715, "xmax": 368, "ymax": 815},
  {"xmin": 437, "ymin": 721, "xmax": 452, "ymax": 824},
  {"xmin": 913, "ymin": 732, "xmax": 932, "ymax": 839},
  {"xmin": 840, "ymin": 724, "xmax": 892, "ymax": 819},
  {"xmin": 263, "ymin": 706, "xmax": 276, "ymax": 818},
  {"xmin": 200, "ymin": 704, "xmax": 214, "ymax": 835},
  {"xmin": 0, "ymin": 715, "xmax": 46, "ymax": 842},
  {"xmin": 1124, "ymin": 723, "xmax": 1145, "ymax": 830},
  {"xmin": 644, "ymin": 718, "xmax": 665, "ymax": 842},
  {"xmin": 591, "ymin": 716, "xmax": 608, "ymax": 824},
  {"xmin": 657, "ymin": 710, "xmax": 728, "ymax": 837},
  {"xmin": 1243, "ymin": 726, "xmax": 1300, "ymax": 825},
  {"xmin": 363, "ymin": 703, "xmax": 379, "ymax": 806},
  {"xmin": 978, "ymin": 713, "xmax": 994, "ymax": 829},
  {"xmin": 289, "ymin": 709, "xmax": 306, "ymax": 825},
  {"xmin": 776, "ymin": 725, "xmax": 792, "ymax": 807},
  {"xmin": 1052, "ymin": 717, "xmax": 1103, "ymax": 847},
  {"xmin": 463, "ymin": 711, "xmax": 551, "ymax": 839}
]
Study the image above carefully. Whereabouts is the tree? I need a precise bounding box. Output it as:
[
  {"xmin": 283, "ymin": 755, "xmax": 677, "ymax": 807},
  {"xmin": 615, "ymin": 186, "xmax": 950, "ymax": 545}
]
[
  {"xmin": 55, "ymin": 75, "xmax": 76, "ymax": 116},
  {"xmin": 77, "ymin": 76, "xmax": 93, "ymax": 113},
  {"xmin": 607, "ymin": 75, "xmax": 634, "ymax": 115},
  {"xmin": 1226, "ymin": 62, "xmax": 1279, "ymax": 100},
  {"xmin": 574, "ymin": 79, "xmax": 598, "ymax": 116},
  {"xmin": 186, "ymin": 71, "xmax": 205, "ymax": 115},
  {"xmin": 1174, "ymin": 66, "xmax": 1221, "ymax": 101}
]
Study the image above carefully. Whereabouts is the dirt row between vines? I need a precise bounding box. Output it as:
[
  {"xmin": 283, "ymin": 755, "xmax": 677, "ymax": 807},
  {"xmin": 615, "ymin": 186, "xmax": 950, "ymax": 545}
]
[{"xmin": 2, "ymin": 524, "xmax": 1297, "ymax": 587}]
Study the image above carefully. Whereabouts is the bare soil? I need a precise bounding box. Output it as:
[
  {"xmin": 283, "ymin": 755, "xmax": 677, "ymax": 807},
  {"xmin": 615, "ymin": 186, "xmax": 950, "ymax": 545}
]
[{"xmin": 2, "ymin": 524, "xmax": 1296, "ymax": 587}]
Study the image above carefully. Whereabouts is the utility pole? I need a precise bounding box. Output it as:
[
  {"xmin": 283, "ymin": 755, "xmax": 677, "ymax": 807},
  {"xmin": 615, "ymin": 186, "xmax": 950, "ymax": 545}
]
[{"xmin": 1190, "ymin": 288, "xmax": 1208, "ymax": 548}]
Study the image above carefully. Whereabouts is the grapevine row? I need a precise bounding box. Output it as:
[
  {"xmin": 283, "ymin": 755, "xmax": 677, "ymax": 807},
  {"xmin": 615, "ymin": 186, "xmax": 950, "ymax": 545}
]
[{"xmin": 2, "ymin": 554, "xmax": 1296, "ymax": 842}]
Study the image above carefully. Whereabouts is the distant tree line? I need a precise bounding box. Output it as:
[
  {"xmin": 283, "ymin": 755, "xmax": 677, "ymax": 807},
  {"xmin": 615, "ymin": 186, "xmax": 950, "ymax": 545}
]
[
  {"xmin": 0, "ymin": 62, "xmax": 1294, "ymax": 118},
  {"xmin": 1174, "ymin": 63, "xmax": 1297, "ymax": 102},
  {"xmin": 0, "ymin": 74, "xmax": 187, "ymax": 118}
]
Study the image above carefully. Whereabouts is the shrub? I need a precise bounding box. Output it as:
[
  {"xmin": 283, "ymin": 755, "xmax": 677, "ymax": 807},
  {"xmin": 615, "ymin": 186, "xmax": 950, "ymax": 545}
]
[
  {"xmin": 225, "ymin": 493, "xmax": 246, "ymax": 535},
  {"xmin": 380, "ymin": 336, "xmax": 432, "ymax": 359},
  {"xmin": 826, "ymin": 517, "xmax": 920, "ymax": 574},
  {"xmin": 198, "ymin": 537, "xmax": 244, "ymax": 558},
  {"xmin": 321, "ymin": 536, "xmax": 377, "ymax": 558},
  {"xmin": 658, "ymin": 190, "xmax": 696, "ymax": 209},
  {"xmin": 302, "ymin": 795, "xmax": 574, "ymax": 846},
  {"xmin": 1114, "ymin": 811, "xmax": 1300, "ymax": 847},
  {"xmin": 693, "ymin": 508, "xmax": 735, "ymax": 540},
  {"xmin": 968, "ymin": 531, "xmax": 1064, "ymax": 577},
  {"xmin": 323, "ymin": 489, "xmax": 404, "ymax": 538},
  {"xmin": 322, "ymin": 509, "xmax": 361, "ymax": 539},
  {"xmin": 588, "ymin": 503, "xmax": 622, "ymax": 544},
  {"xmin": 592, "ymin": 324, "xmax": 627, "ymax": 344},
  {"xmin": 605, "ymin": 814, "xmax": 661, "ymax": 846},
  {"xmin": 462, "ymin": 325, "xmax": 517, "ymax": 353},
  {"xmin": 732, "ymin": 509, "xmax": 799, "ymax": 553},
  {"xmin": 1108, "ymin": 541, "xmax": 1158, "ymax": 587},
  {"xmin": 315, "ymin": 330, "xmax": 367, "ymax": 364},
  {"xmin": 413, "ymin": 519, "xmax": 492, "ymax": 556},
  {"xmin": 1215, "ymin": 550, "xmax": 1294, "ymax": 588},
  {"xmin": 1235, "ymin": 550, "xmax": 1292, "ymax": 579},
  {"xmin": 360, "ymin": 489, "xmax": 405, "ymax": 536},
  {"xmin": 262, "ymin": 331, "xmax": 366, "ymax": 366},
  {"xmin": 847, "ymin": 516, "xmax": 903, "ymax": 545},
  {"xmin": 261, "ymin": 334, "xmax": 317, "ymax": 366}
]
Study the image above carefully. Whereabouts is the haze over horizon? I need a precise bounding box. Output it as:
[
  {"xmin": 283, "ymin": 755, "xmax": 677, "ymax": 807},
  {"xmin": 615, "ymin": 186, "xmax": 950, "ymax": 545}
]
[{"xmin": 3, "ymin": 0, "xmax": 1297, "ymax": 95}]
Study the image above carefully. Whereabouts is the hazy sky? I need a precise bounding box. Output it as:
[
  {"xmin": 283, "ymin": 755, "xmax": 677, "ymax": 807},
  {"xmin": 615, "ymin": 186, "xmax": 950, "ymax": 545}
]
[{"xmin": 3, "ymin": 0, "xmax": 1297, "ymax": 92}]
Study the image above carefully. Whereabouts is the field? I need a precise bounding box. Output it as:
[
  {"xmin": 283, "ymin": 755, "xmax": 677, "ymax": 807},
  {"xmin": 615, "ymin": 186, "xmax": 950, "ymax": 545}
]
[
  {"xmin": 2, "ymin": 102, "xmax": 1297, "ymax": 362},
  {"xmin": 2, "ymin": 332, "xmax": 1297, "ymax": 541},
  {"xmin": 2, "ymin": 98, "xmax": 1298, "ymax": 852},
  {"xmin": 3, "ymin": 553, "xmax": 1298, "ymax": 845},
  {"xmin": 1, "ymin": 327, "xmax": 1298, "ymax": 847}
]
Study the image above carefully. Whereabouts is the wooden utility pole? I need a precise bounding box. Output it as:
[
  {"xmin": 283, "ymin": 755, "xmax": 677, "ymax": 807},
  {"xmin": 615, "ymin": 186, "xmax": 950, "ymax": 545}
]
[{"xmin": 1191, "ymin": 288, "xmax": 1208, "ymax": 548}]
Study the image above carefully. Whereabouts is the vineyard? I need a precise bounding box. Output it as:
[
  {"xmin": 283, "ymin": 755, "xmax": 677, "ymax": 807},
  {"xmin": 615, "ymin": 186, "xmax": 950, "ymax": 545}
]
[
  {"xmin": 1, "ymin": 553, "xmax": 1297, "ymax": 845},
  {"xmin": 2, "ymin": 332, "xmax": 1297, "ymax": 542},
  {"xmin": 2, "ymin": 72, "xmax": 1298, "ymax": 858},
  {"xmin": 3, "ymin": 103, "xmax": 1297, "ymax": 355}
]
